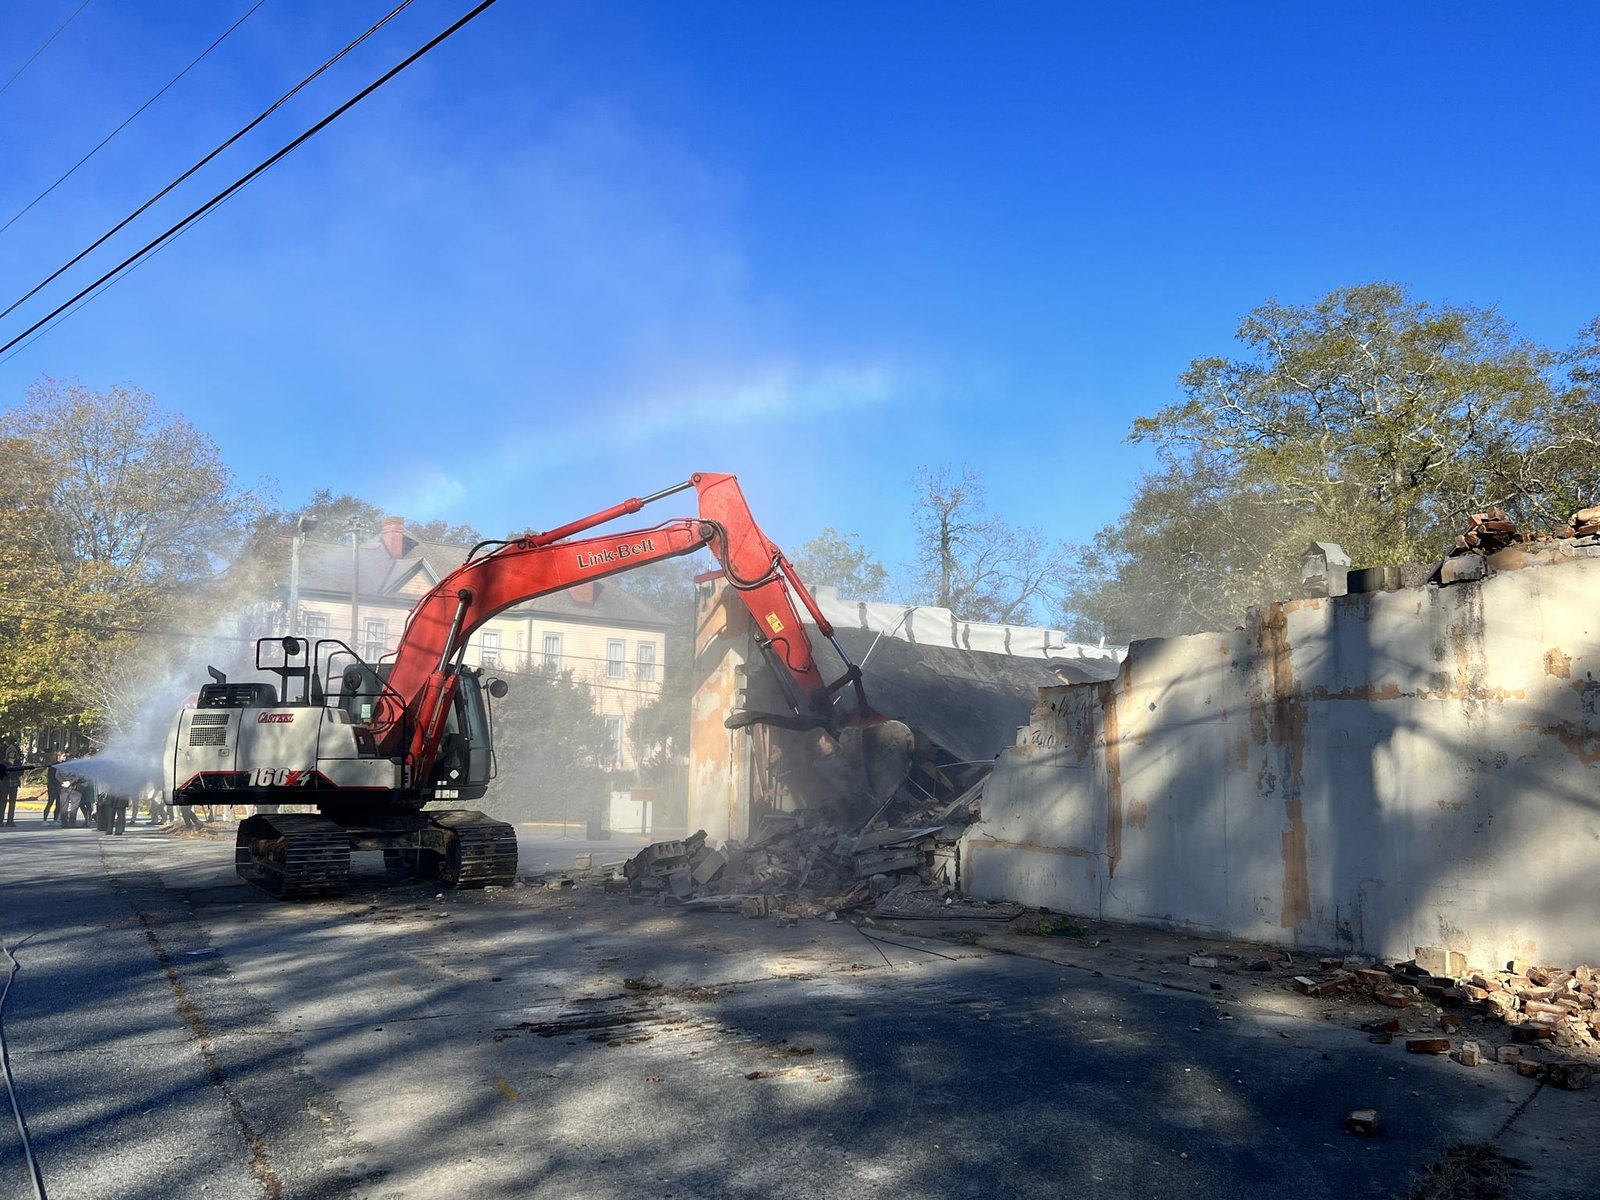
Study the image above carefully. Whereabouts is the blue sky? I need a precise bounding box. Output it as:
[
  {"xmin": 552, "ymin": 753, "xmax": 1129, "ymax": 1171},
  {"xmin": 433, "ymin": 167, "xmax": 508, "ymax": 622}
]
[{"xmin": 1, "ymin": 1, "xmax": 1595, "ymax": 583}]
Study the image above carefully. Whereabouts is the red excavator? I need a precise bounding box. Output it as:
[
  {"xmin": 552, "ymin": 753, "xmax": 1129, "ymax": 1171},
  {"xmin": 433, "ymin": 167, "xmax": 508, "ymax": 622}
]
[{"xmin": 164, "ymin": 472, "xmax": 914, "ymax": 899}]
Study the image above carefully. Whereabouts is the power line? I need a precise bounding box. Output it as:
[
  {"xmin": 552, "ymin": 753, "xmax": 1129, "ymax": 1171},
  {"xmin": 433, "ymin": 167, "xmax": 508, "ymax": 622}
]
[
  {"xmin": 0, "ymin": 0, "xmax": 91, "ymax": 99},
  {"xmin": 0, "ymin": 0, "xmax": 268, "ymax": 239},
  {"xmin": 0, "ymin": 191, "xmax": 215, "ymax": 366},
  {"xmin": 0, "ymin": 0, "xmax": 500, "ymax": 358},
  {"xmin": 0, "ymin": 0, "xmax": 420, "ymax": 330}
]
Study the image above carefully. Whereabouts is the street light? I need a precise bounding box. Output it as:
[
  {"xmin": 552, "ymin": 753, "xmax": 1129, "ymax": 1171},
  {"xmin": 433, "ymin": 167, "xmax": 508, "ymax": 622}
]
[{"xmin": 288, "ymin": 514, "xmax": 318, "ymax": 636}]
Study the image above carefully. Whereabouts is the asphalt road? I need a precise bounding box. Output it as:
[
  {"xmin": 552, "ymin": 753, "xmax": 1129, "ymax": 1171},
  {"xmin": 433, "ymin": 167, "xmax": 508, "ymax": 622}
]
[{"xmin": 2, "ymin": 820, "xmax": 1596, "ymax": 1200}]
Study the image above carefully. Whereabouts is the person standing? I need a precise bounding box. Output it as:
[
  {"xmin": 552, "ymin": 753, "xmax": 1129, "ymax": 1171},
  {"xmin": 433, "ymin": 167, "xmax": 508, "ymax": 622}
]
[
  {"xmin": 106, "ymin": 791, "xmax": 129, "ymax": 835},
  {"xmin": 0, "ymin": 760, "xmax": 16, "ymax": 826},
  {"xmin": 141, "ymin": 781, "xmax": 167, "ymax": 826},
  {"xmin": 43, "ymin": 763, "xmax": 60, "ymax": 823},
  {"xmin": 76, "ymin": 779, "xmax": 96, "ymax": 828},
  {"xmin": 60, "ymin": 780, "xmax": 80, "ymax": 827}
]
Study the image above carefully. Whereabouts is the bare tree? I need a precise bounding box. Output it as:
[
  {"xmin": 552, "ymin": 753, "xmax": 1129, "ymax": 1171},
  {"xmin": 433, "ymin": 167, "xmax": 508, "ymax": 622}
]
[{"xmin": 907, "ymin": 465, "xmax": 1071, "ymax": 625}]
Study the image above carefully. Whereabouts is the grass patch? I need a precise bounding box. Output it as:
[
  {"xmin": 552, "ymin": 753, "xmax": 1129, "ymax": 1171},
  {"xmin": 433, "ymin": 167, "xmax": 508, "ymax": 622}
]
[
  {"xmin": 1404, "ymin": 1142, "xmax": 1527, "ymax": 1200},
  {"xmin": 1031, "ymin": 914, "xmax": 1089, "ymax": 937}
]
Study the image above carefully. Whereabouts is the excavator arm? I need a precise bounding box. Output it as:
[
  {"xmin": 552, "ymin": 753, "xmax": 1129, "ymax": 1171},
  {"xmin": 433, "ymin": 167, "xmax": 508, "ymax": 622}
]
[{"xmin": 374, "ymin": 473, "xmax": 896, "ymax": 781}]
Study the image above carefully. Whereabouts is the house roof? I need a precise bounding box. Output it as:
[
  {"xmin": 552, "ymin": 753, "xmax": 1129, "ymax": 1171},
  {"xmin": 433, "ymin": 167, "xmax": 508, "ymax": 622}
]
[{"xmin": 290, "ymin": 532, "xmax": 672, "ymax": 630}]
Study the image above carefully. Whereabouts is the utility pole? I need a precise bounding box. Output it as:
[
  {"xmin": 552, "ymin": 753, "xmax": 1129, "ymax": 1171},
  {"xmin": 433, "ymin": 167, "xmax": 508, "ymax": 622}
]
[
  {"xmin": 348, "ymin": 521, "xmax": 363, "ymax": 652},
  {"xmin": 288, "ymin": 514, "xmax": 318, "ymax": 635}
]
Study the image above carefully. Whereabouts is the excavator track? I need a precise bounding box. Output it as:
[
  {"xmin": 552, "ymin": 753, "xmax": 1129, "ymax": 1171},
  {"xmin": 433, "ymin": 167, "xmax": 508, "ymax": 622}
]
[
  {"xmin": 429, "ymin": 810, "xmax": 518, "ymax": 889},
  {"xmin": 235, "ymin": 813, "xmax": 351, "ymax": 899}
]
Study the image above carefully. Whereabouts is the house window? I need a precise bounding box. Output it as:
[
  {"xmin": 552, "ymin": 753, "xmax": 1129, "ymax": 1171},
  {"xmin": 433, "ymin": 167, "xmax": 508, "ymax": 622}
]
[
  {"xmin": 303, "ymin": 612, "xmax": 329, "ymax": 640},
  {"xmin": 606, "ymin": 639, "xmax": 625, "ymax": 678},
  {"xmin": 603, "ymin": 716, "xmax": 622, "ymax": 767},
  {"xmin": 481, "ymin": 630, "xmax": 500, "ymax": 667},
  {"xmin": 363, "ymin": 619, "xmax": 387, "ymax": 661},
  {"xmin": 542, "ymin": 632, "xmax": 563, "ymax": 669},
  {"xmin": 636, "ymin": 642, "xmax": 657, "ymax": 682}
]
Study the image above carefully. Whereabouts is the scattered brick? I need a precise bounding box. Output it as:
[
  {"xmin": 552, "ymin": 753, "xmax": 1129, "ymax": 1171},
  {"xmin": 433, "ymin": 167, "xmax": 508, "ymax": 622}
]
[
  {"xmin": 1482, "ymin": 992, "xmax": 1519, "ymax": 1019},
  {"xmin": 1345, "ymin": 1108, "xmax": 1380, "ymax": 1136},
  {"xmin": 1415, "ymin": 947, "xmax": 1466, "ymax": 977},
  {"xmin": 1525, "ymin": 1000, "xmax": 1569, "ymax": 1018},
  {"xmin": 1547, "ymin": 1061, "xmax": 1594, "ymax": 1091},
  {"xmin": 1296, "ymin": 973, "xmax": 1354, "ymax": 996},
  {"xmin": 1512, "ymin": 1020, "xmax": 1559, "ymax": 1043},
  {"xmin": 1459, "ymin": 1041, "xmax": 1482, "ymax": 1067},
  {"xmin": 1406, "ymin": 1038, "xmax": 1452, "ymax": 1055}
]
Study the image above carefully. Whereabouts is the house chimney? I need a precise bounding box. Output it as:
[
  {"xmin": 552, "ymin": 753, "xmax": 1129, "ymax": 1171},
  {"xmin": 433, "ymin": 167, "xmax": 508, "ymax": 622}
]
[
  {"xmin": 381, "ymin": 516, "xmax": 406, "ymax": 557},
  {"xmin": 570, "ymin": 581, "xmax": 596, "ymax": 605}
]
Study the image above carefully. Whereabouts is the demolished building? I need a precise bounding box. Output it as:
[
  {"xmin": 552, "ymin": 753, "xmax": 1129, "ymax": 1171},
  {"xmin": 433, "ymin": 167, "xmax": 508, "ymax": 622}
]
[
  {"xmin": 686, "ymin": 581, "xmax": 1119, "ymax": 907},
  {"xmin": 681, "ymin": 515, "xmax": 1600, "ymax": 971}
]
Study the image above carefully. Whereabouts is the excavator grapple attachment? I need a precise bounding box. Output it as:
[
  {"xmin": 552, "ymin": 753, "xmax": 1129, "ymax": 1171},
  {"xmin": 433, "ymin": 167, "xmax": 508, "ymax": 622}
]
[{"xmin": 842, "ymin": 719, "xmax": 917, "ymax": 809}]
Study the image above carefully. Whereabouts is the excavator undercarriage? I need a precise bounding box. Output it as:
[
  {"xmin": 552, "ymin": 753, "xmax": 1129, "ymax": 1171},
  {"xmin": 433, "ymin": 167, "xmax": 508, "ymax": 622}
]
[{"xmin": 234, "ymin": 809, "xmax": 519, "ymax": 899}]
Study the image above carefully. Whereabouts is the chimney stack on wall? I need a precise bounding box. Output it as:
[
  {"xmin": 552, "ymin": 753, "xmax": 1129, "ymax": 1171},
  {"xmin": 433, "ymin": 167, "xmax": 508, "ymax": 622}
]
[{"xmin": 381, "ymin": 516, "xmax": 406, "ymax": 558}]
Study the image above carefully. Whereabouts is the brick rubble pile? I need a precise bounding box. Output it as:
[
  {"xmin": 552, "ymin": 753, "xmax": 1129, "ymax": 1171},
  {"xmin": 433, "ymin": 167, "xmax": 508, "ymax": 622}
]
[
  {"xmin": 1451, "ymin": 503, "xmax": 1600, "ymax": 556},
  {"xmin": 1284, "ymin": 944, "xmax": 1597, "ymax": 1089}
]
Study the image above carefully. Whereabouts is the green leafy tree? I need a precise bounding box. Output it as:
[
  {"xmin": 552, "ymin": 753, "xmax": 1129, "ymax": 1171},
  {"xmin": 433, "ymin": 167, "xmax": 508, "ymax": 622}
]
[
  {"xmin": 1131, "ymin": 282, "xmax": 1562, "ymax": 565},
  {"xmin": 0, "ymin": 379, "xmax": 262, "ymax": 744},
  {"xmin": 1067, "ymin": 283, "xmax": 1597, "ymax": 639},
  {"xmin": 483, "ymin": 665, "xmax": 612, "ymax": 824},
  {"xmin": 908, "ymin": 465, "xmax": 1071, "ymax": 624},
  {"xmin": 791, "ymin": 527, "xmax": 892, "ymax": 602},
  {"xmin": 1060, "ymin": 451, "xmax": 1314, "ymax": 641},
  {"xmin": 408, "ymin": 517, "xmax": 485, "ymax": 545},
  {"xmin": 244, "ymin": 491, "xmax": 384, "ymax": 558},
  {"xmin": 614, "ymin": 559, "xmax": 698, "ymax": 824}
]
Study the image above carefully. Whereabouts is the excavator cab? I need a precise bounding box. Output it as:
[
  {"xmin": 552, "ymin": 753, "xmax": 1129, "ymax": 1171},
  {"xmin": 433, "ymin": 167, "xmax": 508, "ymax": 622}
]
[
  {"xmin": 328, "ymin": 654, "xmax": 502, "ymax": 800},
  {"xmin": 425, "ymin": 668, "xmax": 503, "ymax": 799}
]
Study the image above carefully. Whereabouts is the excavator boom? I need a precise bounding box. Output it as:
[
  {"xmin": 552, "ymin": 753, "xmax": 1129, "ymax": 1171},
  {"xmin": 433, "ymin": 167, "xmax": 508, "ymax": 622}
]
[{"xmin": 380, "ymin": 472, "xmax": 885, "ymax": 777}]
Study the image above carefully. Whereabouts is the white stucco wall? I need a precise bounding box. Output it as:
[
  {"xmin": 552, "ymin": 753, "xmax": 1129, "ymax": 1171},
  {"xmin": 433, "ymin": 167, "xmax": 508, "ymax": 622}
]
[{"xmin": 965, "ymin": 549, "xmax": 1600, "ymax": 968}]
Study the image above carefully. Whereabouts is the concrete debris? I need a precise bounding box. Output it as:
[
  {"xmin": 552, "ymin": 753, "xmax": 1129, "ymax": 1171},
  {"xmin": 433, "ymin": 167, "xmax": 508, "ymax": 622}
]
[
  {"xmin": 618, "ymin": 784, "xmax": 984, "ymax": 919},
  {"xmin": 1414, "ymin": 945, "xmax": 1466, "ymax": 977},
  {"xmin": 1345, "ymin": 1108, "xmax": 1380, "ymax": 1136}
]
